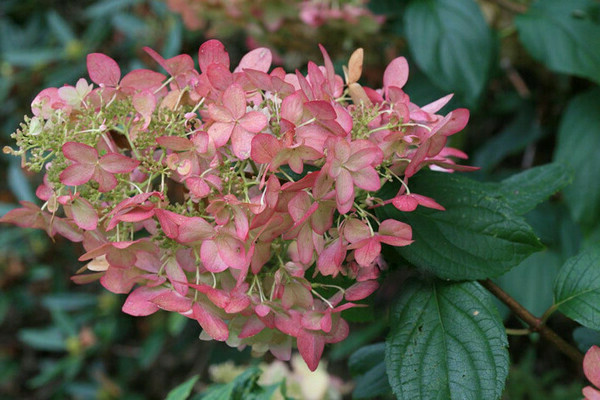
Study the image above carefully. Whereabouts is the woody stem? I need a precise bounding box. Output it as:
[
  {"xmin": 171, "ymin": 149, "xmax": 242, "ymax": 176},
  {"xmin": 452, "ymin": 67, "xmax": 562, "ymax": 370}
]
[{"xmin": 479, "ymin": 279, "xmax": 583, "ymax": 365}]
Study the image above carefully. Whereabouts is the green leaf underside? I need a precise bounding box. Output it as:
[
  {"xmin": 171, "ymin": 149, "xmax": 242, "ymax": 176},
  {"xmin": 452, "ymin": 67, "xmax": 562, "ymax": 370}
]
[
  {"xmin": 554, "ymin": 247, "xmax": 600, "ymax": 330},
  {"xmin": 378, "ymin": 171, "xmax": 543, "ymax": 280},
  {"xmin": 404, "ymin": 0, "xmax": 494, "ymax": 104},
  {"xmin": 515, "ymin": 0, "xmax": 600, "ymax": 84},
  {"xmin": 554, "ymin": 88, "xmax": 600, "ymax": 232},
  {"xmin": 386, "ymin": 280, "xmax": 509, "ymax": 400}
]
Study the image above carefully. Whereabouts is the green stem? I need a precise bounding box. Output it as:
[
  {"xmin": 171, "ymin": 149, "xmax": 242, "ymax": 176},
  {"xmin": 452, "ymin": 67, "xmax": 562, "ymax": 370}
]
[{"xmin": 479, "ymin": 279, "xmax": 583, "ymax": 365}]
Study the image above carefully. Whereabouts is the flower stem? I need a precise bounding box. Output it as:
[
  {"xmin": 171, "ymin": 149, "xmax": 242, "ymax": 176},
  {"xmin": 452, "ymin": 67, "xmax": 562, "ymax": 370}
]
[{"xmin": 479, "ymin": 279, "xmax": 583, "ymax": 365}]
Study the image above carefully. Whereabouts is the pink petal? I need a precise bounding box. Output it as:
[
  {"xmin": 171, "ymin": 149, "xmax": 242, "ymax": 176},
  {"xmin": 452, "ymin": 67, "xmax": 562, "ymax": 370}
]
[
  {"xmin": 239, "ymin": 111, "xmax": 267, "ymax": 133},
  {"xmin": 87, "ymin": 53, "xmax": 120, "ymax": 87},
  {"xmin": 231, "ymin": 125, "xmax": 256, "ymax": 160},
  {"xmin": 216, "ymin": 235, "xmax": 247, "ymax": 270},
  {"xmin": 288, "ymin": 191, "xmax": 312, "ymax": 222},
  {"xmin": 151, "ymin": 290, "xmax": 192, "ymax": 312},
  {"xmin": 156, "ymin": 136, "xmax": 194, "ymax": 151},
  {"xmin": 99, "ymin": 153, "xmax": 140, "ymax": 174},
  {"xmin": 412, "ymin": 194, "xmax": 445, "ymax": 210},
  {"xmin": 234, "ymin": 47, "xmax": 272, "ymax": 73},
  {"xmin": 208, "ymin": 103, "xmax": 233, "ymax": 123},
  {"xmin": 92, "ymin": 168, "xmax": 118, "ymax": 192},
  {"xmin": 345, "ymin": 281, "xmax": 379, "ymax": 301},
  {"xmin": 206, "ymin": 63, "xmax": 233, "ymax": 91},
  {"xmin": 296, "ymin": 225, "xmax": 315, "ymax": 265},
  {"xmin": 198, "ymin": 39, "xmax": 230, "ymax": 73},
  {"xmin": 585, "ymin": 346, "xmax": 600, "ymax": 388},
  {"xmin": 317, "ymin": 238, "xmax": 345, "ymax": 276},
  {"xmin": 154, "ymin": 209, "xmax": 181, "ymax": 239},
  {"xmin": 122, "ymin": 286, "xmax": 161, "ymax": 316},
  {"xmin": 251, "ymin": 134, "xmax": 280, "ymax": 163},
  {"xmin": 60, "ymin": 164, "xmax": 95, "ymax": 187},
  {"xmin": 238, "ymin": 315, "xmax": 265, "ymax": 338},
  {"xmin": 335, "ymin": 168, "xmax": 355, "ymax": 210},
  {"xmin": 378, "ymin": 219, "xmax": 413, "ymax": 247},
  {"xmin": 132, "ymin": 90, "xmax": 156, "ymax": 130},
  {"xmin": 165, "ymin": 257, "xmax": 188, "ymax": 296},
  {"xmin": 583, "ymin": 386, "xmax": 600, "ymax": 400},
  {"xmin": 120, "ymin": 69, "xmax": 166, "ymax": 93},
  {"xmin": 201, "ymin": 240, "xmax": 229, "ymax": 273},
  {"xmin": 223, "ymin": 84, "xmax": 247, "ymax": 120},
  {"xmin": 193, "ymin": 303, "xmax": 229, "ymax": 341},
  {"xmin": 208, "ymin": 122, "xmax": 234, "ymax": 147},
  {"xmin": 165, "ymin": 54, "xmax": 195, "ymax": 77},
  {"xmin": 383, "ymin": 57, "xmax": 409, "ymax": 92},
  {"xmin": 344, "ymin": 218, "xmax": 371, "ymax": 243},
  {"xmin": 178, "ymin": 217, "xmax": 214, "ymax": 243},
  {"xmin": 421, "ymin": 94, "xmax": 453, "ymax": 114},
  {"xmin": 393, "ymin": 195, "xmax": 419, "ymax": 212},
  {"xmin": 70, "ymin": 197, "xmax": 98, "ymax": 231},
  {"xmin": 62, "ymin": 142, "xmax": 97, "ymax": 164},
  {"xmin": 351, "ymin": 167, "xmax": 381, "ymax": 192},
  {"xmin": 353, "ymin": 238, "xmax": 381, "ymax": 267},
  {"xmin": 304, "ymin": 100, "xmax": 336, "ymax": 120},
  {"xmin": 297, "ymin": 330, "xmax": 325, "ymax": 372},
  {"xmin": 280, "ymin": 91, "xmax": 306, "ymax": 123},
  {"xmin": 436, "ymin": 108, "xmax": 470, "ymax": 136}
]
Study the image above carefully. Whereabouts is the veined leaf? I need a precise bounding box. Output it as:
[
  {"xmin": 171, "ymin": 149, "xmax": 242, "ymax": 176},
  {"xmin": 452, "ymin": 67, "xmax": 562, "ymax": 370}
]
[
  {"xmin": 554, "ymin": 88, "xmax": 600, "ymax": 232},
  {"xmin": 377, "ymin": 172, "xmax": 543, "ymax": 280},
  {"xmin": 386, "ymin": 280, "xmax": 508, "ymax": 400},
  {"xmin": 404, "ymin": 0, "xmax": 495, "ymax": 104},
  {"xmin": 515, "ymin": 0, "xmax": 600, "ymax": 84},
  {"xmin": 554, "ymin": 247, "xmax": 600, "ymax": 330}
]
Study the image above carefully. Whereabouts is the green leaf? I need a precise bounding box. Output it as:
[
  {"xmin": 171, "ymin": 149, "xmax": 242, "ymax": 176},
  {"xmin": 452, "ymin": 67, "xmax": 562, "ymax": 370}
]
[
  {"xmin": 166, "ymin": 375, "xmax": 200, "ymax": 400},
  {"xmin": 42, "ymin": 293, "xmax": 97, "ymax": 311},
  {"xmin": 46, "ymin": 10, "xmax": 75, "ymax": 45},
  {"xmin": 200, "ymin": 367, "xmax": 263, "ymax": 400},
  {"xmin": 473, "ymin": 104, "xmax": 544, "ymax": 173},
  {"xmin": 573, "ymin": 327, "xmax": 600, "ymax": 353},
  {"xmin": 490, "ymin": 163, "xmax": 572, "ymax": 215},
  {"xmin": 495, "ymin": 250, "xmax": 561, "ymax": 317},
  {"xmin": 554, "ymin": 88, "xmax": 600, "ymax": 232},
  {"xmin": 19, "ymin": 327, "xmax": 66, "ymax": 352},
  {"xmin": 386, "ymin": 280, "xmax": 509, "ymax": 400},
  {"xmin": 349, "ymin": 343, "xmax": 391, "ymax": 399},
  {"xmin": 377, "ymin": 172, "xmax": 543, "ymax": 280},
  {"xmin": 404, "ymin": 0, "xmax": 495, "ymax": 104},
  {"xmin": 554, "ymin": 246, "xmax": 600, "ymax": 330},
  {"xmin": 515, "ymin": 0, "xmax": 600, "ymax": 84},
  {"xmin": 8, "ymin": 160, "xmax": 36, "ymax": 203}
]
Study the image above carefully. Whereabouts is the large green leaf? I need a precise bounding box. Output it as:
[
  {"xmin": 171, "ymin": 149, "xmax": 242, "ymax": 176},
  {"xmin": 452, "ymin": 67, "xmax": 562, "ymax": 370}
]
[
  {"xmin": 515, "ymin": 0, "xmax": 600, "ymax": 84},
  {"xmin": 386, "ymin": 280, "xmax": 509, "ymax": 400},
  {"xmin": 349, "ymin": 343, "xmax": 391, "ymax": 399},
  {"xmin": 554, "ymin": 247, "xmax": 600, "ymax": 330},
  {"xmin": 404, "ymin": 0, "xmax": 495, "ymax": 104},
  {"xmin": 377, "ymin": 172, "xmax": 543, "ymax": 280},
  {"xmin": 489, "ymin": 163, "xmax": 572, "ymax": 215},
  {"xmin": 554, "ymin": 88, "xmax": 600, "ymax": 232}
]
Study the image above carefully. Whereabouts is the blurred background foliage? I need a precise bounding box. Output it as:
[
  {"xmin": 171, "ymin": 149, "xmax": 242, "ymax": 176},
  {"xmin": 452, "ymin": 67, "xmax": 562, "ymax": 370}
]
[{"xmin": 0, "ymin": 0, "xmax": 599, "ymax": 398}]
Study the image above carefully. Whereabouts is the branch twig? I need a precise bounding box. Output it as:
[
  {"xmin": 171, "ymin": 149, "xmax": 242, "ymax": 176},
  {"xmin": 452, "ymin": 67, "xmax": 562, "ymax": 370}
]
[{"xmin": 479, "ymin": 279, "xmax": 583, "ymax": 365}]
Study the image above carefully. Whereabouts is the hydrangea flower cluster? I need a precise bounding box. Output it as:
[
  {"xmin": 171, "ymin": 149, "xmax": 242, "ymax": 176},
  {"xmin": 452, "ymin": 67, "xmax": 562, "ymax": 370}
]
[{"xmin": 2, "ymin": 40, "xmax": 473, "ymax": 370}]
